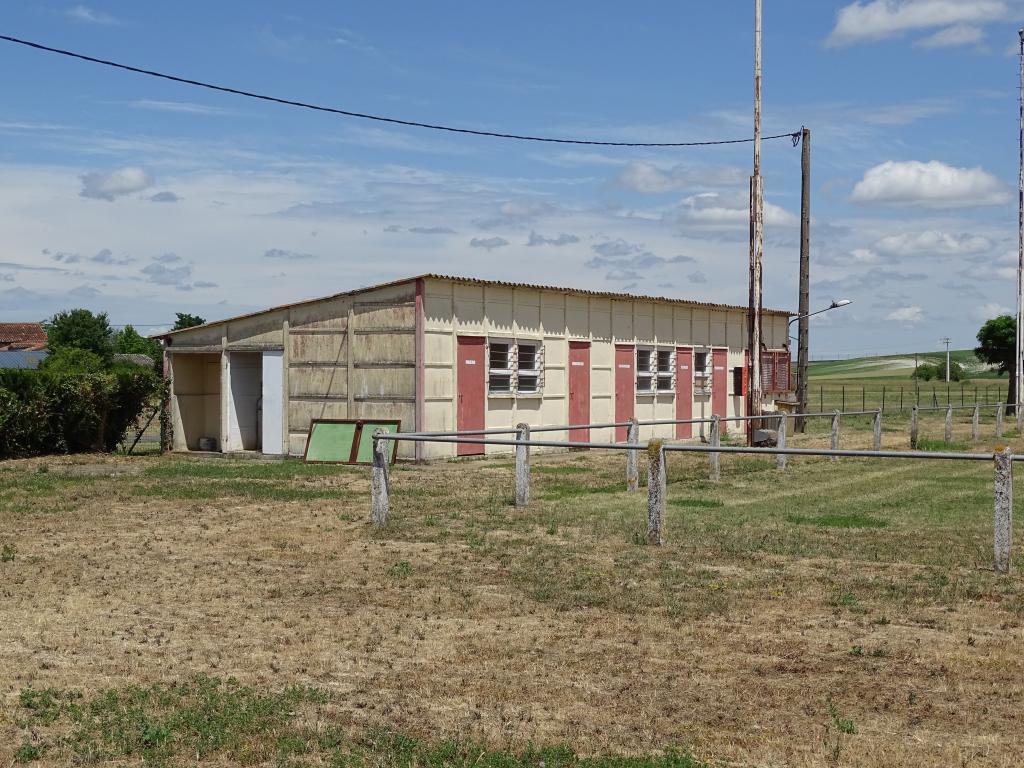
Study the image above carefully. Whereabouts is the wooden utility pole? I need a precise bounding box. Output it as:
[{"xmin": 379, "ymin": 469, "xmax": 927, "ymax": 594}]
[
  {"xmin": 1017, "ymin": 28, "xmax": 1024, "ymax": 417},
  {"xmin": 747, "ymin": 0, "xmax": 764, "ymax": 443},
  {"xmin": 796, "ymin": 127, "xmax": 810, "ymax": 433}
]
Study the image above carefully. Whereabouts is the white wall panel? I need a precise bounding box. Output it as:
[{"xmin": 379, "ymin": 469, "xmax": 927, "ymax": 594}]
[{"xmin": 261, "ymin": 351, "xmax": 284, "ymax": 455}]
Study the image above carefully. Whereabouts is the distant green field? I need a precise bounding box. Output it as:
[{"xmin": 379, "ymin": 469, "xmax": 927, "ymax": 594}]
[{"xmin": 809, "ymin": 350, "xmax": 1002, "ymax": 381}]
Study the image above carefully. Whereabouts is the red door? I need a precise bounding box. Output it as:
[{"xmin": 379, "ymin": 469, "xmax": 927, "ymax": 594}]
[
  {"xmin": 568, "ymin": 342, "xmax": 591, "ymax": 444},
  {"xmin": 615, "ymin": 344, "xmax": 635, "ymax": 441},
  {"xmin": 712, "ymin": 348, "xmax": 728, "ymax": 433},
  {"xmin": 456, "ymin": 335, "xmax": 486, "ymax": 456},
  {"xmin": 675, "ymin": 347, "xmax": 693, "ymax": 439}
]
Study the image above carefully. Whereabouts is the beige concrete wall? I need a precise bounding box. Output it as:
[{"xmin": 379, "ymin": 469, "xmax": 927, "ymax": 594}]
[
  {"xmin": 167, "ymin": 277, "xmax": 789, "ymax": 460},
  {"xmin": 169, "ymin": 352, "xmax": 221, "ymax": 450},
  {"xmin": 421, "ymin": 277, "xmax": 791, "ymax": 458},
  {"xmin": 168, "ymin": 281, "xmax": 417, "ymax": 458}
]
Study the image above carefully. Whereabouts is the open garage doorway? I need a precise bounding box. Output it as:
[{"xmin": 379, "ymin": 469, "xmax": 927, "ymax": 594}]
[{"xmin": 171, "ymin": 352, "xmax": 221, "ymax": 451}]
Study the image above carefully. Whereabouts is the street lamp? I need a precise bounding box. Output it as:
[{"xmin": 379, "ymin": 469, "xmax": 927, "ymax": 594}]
[
  {"xmin": 791, "ymin": 299, "xmax": 852, "ymax": 434},
  {"xmin": 788, "ymin": 299, "xmax": 852, "ymax": 335}
]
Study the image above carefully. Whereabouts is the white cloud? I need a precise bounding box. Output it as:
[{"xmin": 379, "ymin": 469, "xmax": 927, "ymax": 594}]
[
  {"xmin": 859, "ymin": 99, "xmax": 954, "ymax": 125},
  {"xmin": 499, "ymin": 200, "xmax": 553, "ymax": 219},
  {"xmin": 80, "ymin": 167, "xmax": 154, "ymax": 201},
  {"xmin": 826, "ymin": 0, "xmax": 1006, "ymax": 46},
  {"xmin": 407, "ymin": 226, "xmax": 456, "ymax": 235},
  {"xmin": 131, "ymin": 100, "xmax": 231, "ymax": 116},
  {"xmin": 330, "ymin": 29, "xmax": 380, "ymax": 56},
  {"xmin": 974, "ymin": 302, "xmax": 1013, "ymax": 320},
  {"xmin": 149, "ymin": 191, "xmax": 181, "ymax": 203},
  {"xmin": 887, "ymin": 305, "xmax": 925, "ymax": 323},
  {"xmin": 617, "ymin": 162, "xmax": 744, "ymax": 194},
  {"xmin": 141, "ymin": 260, "xmax": 191, "ymax": 286},
  {"xmin": 66, "ymin": 5, "xmax": 120, "ymax": 24},
  {"xmin": 874, "ymin": 230, "xmax": 993, "ymax": 257},
  {"xmin": 850, "ymin": 160, "xmax": 1012, "ymax": 208},
  {"xmin": 263, "ymin": 248, "xmax": 315, "ymax": 261},
  {"xmin": 849, "ymin": 248, "xmax": 882, "ymax": 264},
  {"xmin": 666, "ymin": 192, "xmax": 797, "ymax": 229},
  {"xmin": 469, "ymin": 237, "xmax": 509, "ymax": 251},
  {"xmin": 527, "ymin": 231, "xmax": 580, "ymax": 246},
  {"xmin": 915, "ymin": 24, "xmax": 986, "ymax": 48}
]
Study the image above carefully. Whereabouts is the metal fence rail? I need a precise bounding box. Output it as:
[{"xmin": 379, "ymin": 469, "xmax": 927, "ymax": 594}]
[
  {"xmin": 369, "ymin": 428, "xmax": 1018, "ymax": 574},
  {"xmin": 399, "ymin": 403, "xmax": 1017, "ymax": 462},
  {"xmin": 400, "ymin": 403, "xmax": 1017, "ymax": 441}
]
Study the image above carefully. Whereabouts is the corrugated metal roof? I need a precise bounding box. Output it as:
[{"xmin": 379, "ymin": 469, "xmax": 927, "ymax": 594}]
[
  {"xmin": 159, "ymin": 273, "xmax": 793, "ymax": 338},
  {"xmin": 113, "ymin": 353, "xmax": 156, "ymax": 367},
  {"xmin": 0, "ymin": 349, "xmax": 48, "ymax": 369}
]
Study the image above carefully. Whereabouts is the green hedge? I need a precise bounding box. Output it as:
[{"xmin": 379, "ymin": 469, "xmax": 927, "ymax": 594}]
[{"xmin": 0, "ymin": 367, "xmax": 163, "ymax": 459}]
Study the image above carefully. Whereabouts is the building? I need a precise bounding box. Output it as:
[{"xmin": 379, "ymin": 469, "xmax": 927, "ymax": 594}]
[
  {"xmin": 0, "ymin": 322, "xmax": 47, "ymax": 351},
  {"xmin": 158, "ymin": 274, "xmax": 792, "ymax": 460},
  {"xmin": 113, "ymin": 353, "xmax": 157, "ymax": 368}
]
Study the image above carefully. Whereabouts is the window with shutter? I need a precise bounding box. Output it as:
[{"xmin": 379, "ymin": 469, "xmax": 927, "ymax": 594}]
[
  {"xmin": 488, "ymin": 340, "xmax": 513, "ymax": 394},
  {"xmin": 517, "ymin": 341, "xmax": 542, "ymax": 394},
  {"xmin": 656, "ymin": 349, "xmax": 675, "ymax": 392},
  {"xmin": 487, "ymin": 338, "xmax": 544, "ymax": 396},
  {"xmin": 636, "ymin": 348, "xmax": 655, "ymax": 393}
]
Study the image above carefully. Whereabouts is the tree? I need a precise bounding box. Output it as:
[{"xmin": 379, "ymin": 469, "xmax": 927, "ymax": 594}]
[
  {"xmin": 911, "ymin": 360, "xmax": 965, "ymax": 382},
  {"xmin": 45, "ymin": 309, "xmax": 114, "ymax": 363},
  {"xmin": 976, "ymin": 315, "xmax": 1017, "ymax": 409},
  {"xmin": 911, "ymin": 364, "xmax": 936, "ymax": 381},
  {"xmin": 115, "ymin": 324, "xmax": 163, "ymax": 373},
  {"xmin": 39, "ymin": 347, "xmax": 106, "ymax": 375},
  {"xmin": 172, "ymin": 312, "xmax": 206, "ymax": 331}
]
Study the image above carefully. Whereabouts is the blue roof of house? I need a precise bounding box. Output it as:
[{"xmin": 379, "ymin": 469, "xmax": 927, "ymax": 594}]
[{"xmin": 0, "ymin": 349, "xmax": 48, "ymax": 369}]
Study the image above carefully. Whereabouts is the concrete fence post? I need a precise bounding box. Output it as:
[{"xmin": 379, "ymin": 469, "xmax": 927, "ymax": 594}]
[
  {"xmin": 910, "ymin": 405, "xmax": 919, "ymax": 450},
  {"xmin": 626, "ymin": 418, "xmax": 639, "ymax": 493},
  {"xmin": 646, "ymin": 440, "xmax": 667, "ymax": 546},
  {"xmin": 944, "ymin": 404, "xmax": 953, "ymax": 443},
  {"xmin": 515, "ymin": 423, "xmax": 530, "ymax": 507},
  {"xmin": 776, "ymin": 414, "xmax": 787, "ymax": 471},
  {"xmin": 872, "ymin": 408, "xmax": 882, "ymax": 452},
  {"xmin": 1017, "ymin": 402, "xmax": 1023, "ymax": 434},
  {"xmin": 994, "ymin": 447, "xmax": 1013, "ymax": 574},
  {"xmin": 972, "ymin": 405, "xmax": 980, "ymax": 441},
  {"xmin": 371, "ymin": 431, "xmax": 390, "ymax": 526},
  {"xmin": 996, "ymin": 403, "xmax": 1005, "ymax": 439},
  {"xmin": 709, "ymin": 416, "xmax": 721, "ymax": 482},
  {"xmin": 830, "ymin": 410, "xmax": 841, "ymax": 461}
]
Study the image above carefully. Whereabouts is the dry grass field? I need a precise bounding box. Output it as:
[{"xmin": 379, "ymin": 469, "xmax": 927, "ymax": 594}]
[{"xmin": 1, "ymin": 414, "xmax": 1023, "ymax": 767}]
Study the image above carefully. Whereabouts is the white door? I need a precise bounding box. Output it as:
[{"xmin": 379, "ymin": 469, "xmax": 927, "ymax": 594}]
[
  {"xmin": 261, "ymin": 350, "xmax": 284, "ymax": 455},
  {"xmin": 228, "ymin": 352, "xmax": 262, "ymax": 451}
]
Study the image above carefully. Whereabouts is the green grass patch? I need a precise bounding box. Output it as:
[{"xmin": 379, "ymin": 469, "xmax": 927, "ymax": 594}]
[
  {"xmin": 14, "ymin": 678, "xmax": 707, "ymax": 767},
  {"xmin": 534, "ymin": 464, "xmax": 591, "ymax": 476},
  {"xmin": 539, "ymin": 481, "xmax": 624, "ymax": 502},
  {"xmin": 915, "ymin": 438, "xmax": 971, "ymax": 452},
  {"xmin": 142, "ymin": 459, "xmax": 342, "ymax": 481},
  {"xmin": 786, "ymin": 512, "xmax": 889, "ymax": 529},
  {"xmin": 16, "ymin": 675, "xmax": 330, "ymax": 765},
  {"xmin": 669, "ymin": 498, "xmax": 725, "ymax": 509},
  {"xmin": 130, "ymin": 479, "xmax": 355, "ymax": 503}
]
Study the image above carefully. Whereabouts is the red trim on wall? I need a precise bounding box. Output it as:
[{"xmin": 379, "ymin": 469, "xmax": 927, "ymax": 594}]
[
  {"xmin": 414, "ymin": 277, "xmax": 426, "ymax": 462},
  {"xmin": 675, "ymin": 346, "xmax": 693, "ymax": 439}
]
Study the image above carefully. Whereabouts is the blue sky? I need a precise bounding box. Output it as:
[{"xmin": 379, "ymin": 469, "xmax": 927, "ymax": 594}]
[{"xmin": 1, "ymin": 1, "xmax": 1022, "ymax": 355}]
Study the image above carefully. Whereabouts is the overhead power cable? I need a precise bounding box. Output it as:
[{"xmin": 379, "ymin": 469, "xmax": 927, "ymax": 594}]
[{"xmin": 0, "ymin": 34, "xmax": 802, "ymax": 149}]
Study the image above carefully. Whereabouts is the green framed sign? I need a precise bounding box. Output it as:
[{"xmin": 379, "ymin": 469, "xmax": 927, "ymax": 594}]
[{"xmin": 303, "ymin": 419, "xmax": 401, "ymax": 465}]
